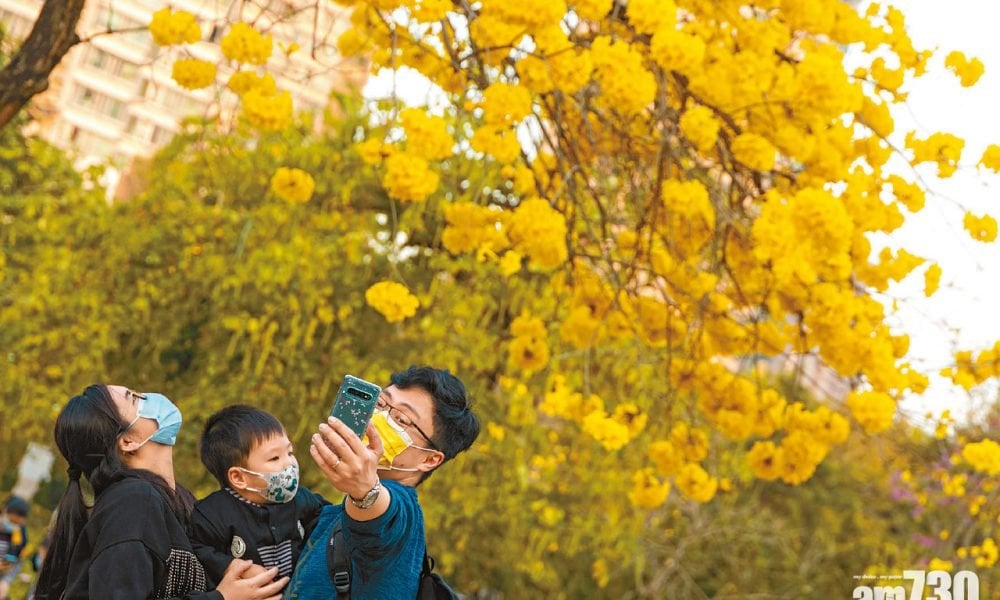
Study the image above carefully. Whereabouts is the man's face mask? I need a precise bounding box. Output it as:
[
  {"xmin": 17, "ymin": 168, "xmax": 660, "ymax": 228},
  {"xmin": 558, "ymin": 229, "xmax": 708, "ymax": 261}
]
[
  {"xmin": 122, "ymin": 392, "xmax": 183, "ymax": 448},
  {"xmin": 370, "ymin": 410, "xmax": 435, "ymax": 472},
  {"xmin": 238, "ymin": 464, "xmax": 299, "ymax": 503}
]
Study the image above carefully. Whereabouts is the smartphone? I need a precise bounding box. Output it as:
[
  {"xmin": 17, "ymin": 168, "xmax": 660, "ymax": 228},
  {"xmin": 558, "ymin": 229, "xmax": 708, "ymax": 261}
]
[{"xmin": 330, "ymin": 375, "xmax": 381, "ymax": 438}]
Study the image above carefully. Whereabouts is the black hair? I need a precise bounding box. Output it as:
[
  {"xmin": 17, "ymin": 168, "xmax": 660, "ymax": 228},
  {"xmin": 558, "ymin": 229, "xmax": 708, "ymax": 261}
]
[
  {"xmin": 389, "ymin": 365, "xmax": 480, "ymax": 483},
  {"xmin": 200, "ymin": 405, "xmax": 285, "ymax": 488},
  {"xmin": 4, "ymin": 495, "xmax": 29, "ymax": 517},
  {"xmin": 36, "ymin": 385, "xmax": 190, "ymax": 600}
]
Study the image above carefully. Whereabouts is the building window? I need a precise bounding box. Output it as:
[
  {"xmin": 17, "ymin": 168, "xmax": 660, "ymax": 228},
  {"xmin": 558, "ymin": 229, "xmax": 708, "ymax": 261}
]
[{"xmin": 71, "ymin": 84, "xmax": 128, "ymax": 122}]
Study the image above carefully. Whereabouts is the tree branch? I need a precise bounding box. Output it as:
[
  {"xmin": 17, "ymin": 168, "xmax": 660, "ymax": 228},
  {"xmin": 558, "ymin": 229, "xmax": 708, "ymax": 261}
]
[{"xmin": 0, "ymin": 0, "xmax": 86, "ymax": 128}]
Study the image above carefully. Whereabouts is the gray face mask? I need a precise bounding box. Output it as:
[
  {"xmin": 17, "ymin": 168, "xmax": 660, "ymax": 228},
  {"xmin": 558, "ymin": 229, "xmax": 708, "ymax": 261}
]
[{"xmin": 238, "ymin": 464, "xmax": 299, "ymax": 503}]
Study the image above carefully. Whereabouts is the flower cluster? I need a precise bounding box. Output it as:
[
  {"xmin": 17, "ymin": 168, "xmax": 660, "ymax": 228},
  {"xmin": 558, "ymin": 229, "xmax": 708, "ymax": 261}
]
[
  {"xmin": 171, "ymin": 59, "xmax": 216, "ymax": 90},
  {"xmin": 221, "ymin": 23, "xmax": 273, "ymax": 65},
  {"xmin": 508, "ymin": 312, "xmax": 549, "ymax": 372},
  {"xmin": 505, "ymin": 198, "xmax": 567, "ymax": 270},
  {"xmin": 963, "ymin": 212, "xmax": 998, "ymax": 242},
  {"xmin": 270, "ymin": 168, "xmax": 315, "ymax": 204},
  {"xmin": 150, "ymin": 8, "xmax": 200, "ymax": 46},
  {"xmin": 381, "ymin": 153, "xmax": 440, "ymax": 202},
  {"xmin": 945, "ymin": 51, "xmax": 985, "ymax": 87},
  {"xmin": 364, "ymin": 281, "xmax": 420, "ymax": 323},
  {"xmin": 961, "ymin": 439, "xmax": 1000, "ymax": 476},
  {"xmin": 242, "ymin": 89, "xmax": 293, "ymax": 130}
]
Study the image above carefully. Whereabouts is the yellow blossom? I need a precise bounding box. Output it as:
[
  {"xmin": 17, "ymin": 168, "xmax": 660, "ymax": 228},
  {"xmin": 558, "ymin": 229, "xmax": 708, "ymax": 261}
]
[
  {"xmin": 150, "ymin": 8, "xmax": 200, "ymax": 46},
  {"xmin": 227, "ymin": 71, "xmax": 276, "ymax": 96},
  {"xmin": 924, "ymin": 263, "xmax": 941, "ymax": 296},
  {"xmin": 846, "ymin": 390, "xmax": 896, "ymax": 434},
  {"xmin": 356, "ymin": 138, "xmax": 394, "ymax": 165},
  {"xmin": 270, "ymin": 168, "xmax": 315, "ymax": 204},
  {"xmin": 221, "ymin": 22, "xmax": 273, "ymax": 65},
  {"xmin": 591, "ymin": 558, "xmax": 609, "ymax": 589},
  {"xmin": 171, "ymin": 59, "xmax": 216, "ymax": 90},
  {"xmin": 364, "ymin": 281, "xmax": 420, "ymax": 323},
  {"xmin": 242, "ymin": 88, "xmax": 293, "ymax": 130},
  {"xmin": 962, "ymin": 439, "xmax": 1000, "ymax": 476},
  {"xmin": 978, "ymin": 144, "xmax": 1000, "ymax": 172},
  {"xmin": 627, "ymin": 468, "xmax": 671, "ymax": 508},
  {"xmin": 401, "ymin": 109, "xmax": 454, "ymax": 160},
  {"xmin": 498, "ymin": 251, "xmax": 523, "ymax": 277},
  {"xmin": 674, "ymin": 463, "xmax": 718, "ymax": 503},
  {"xmin": 482, "ymin": 83, "xmax": 534, "ymax": 126},
  {"xmin": 679, "ymin": 105, "xmax": 720, "ymax": 153},
  {"xmin": 627, "ymin": 0, "xmax": 675, "ymax": 35},
  {"xmin": 650, "ymin": 28, "xmax": 706, "ymax": 75},
  {"xmin": 506, "ymin": 198, "xmax": 568, "ymax": 270},
  {"xmin": 731, "ymin": 133, "xmax": 776, "ymax": 171},
  {"xmin": 382, "ymin": 153, "xmax": 440, "ymax": 202},
  {"xmin": 582, "ymin": 410, "xmax": 631, "ymax": 451},
  {"xmin": 963, "ymin": 212, "xmax": 998, "ymax": 242},
  {"xmin": 747, "ymin": 441, "xmax": 783, "ymax": 481},
  {"xmin": 945, "ymin": 51, "xmax": 985, "ymax": 87}
]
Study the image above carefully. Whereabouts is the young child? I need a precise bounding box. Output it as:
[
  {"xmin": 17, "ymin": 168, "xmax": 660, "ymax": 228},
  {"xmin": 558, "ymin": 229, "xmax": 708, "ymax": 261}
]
[
  {"xmin": 0, "ymin": 495, "xmax": 30, "ymax": 600},
  {"xmin": 189, "ymin": 405, "xmax": 327, "ymax": 586}
]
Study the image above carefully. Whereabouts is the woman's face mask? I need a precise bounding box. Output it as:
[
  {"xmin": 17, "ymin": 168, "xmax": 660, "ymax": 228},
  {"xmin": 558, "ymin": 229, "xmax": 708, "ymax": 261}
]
[
  {"xmin": 238, "ymin": 464, "xmax": 299, "ymax": 503},
  {"xmin": 122, "ymin": 392, "xmax": 183, "ymax": 448},
  {"xmin": 370, "ymin": 410, "xmax": 434, "ymax": 472}
]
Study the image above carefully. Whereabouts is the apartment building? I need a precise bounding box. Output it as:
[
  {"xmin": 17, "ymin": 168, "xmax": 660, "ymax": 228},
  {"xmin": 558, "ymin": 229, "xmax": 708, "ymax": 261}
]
[{"xmin": 0, "ymin": 0, "xmax": 365, "ymax": 161}]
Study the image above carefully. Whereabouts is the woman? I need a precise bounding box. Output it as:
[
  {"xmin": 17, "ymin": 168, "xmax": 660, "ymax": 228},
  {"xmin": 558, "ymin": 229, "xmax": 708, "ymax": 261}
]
[{"xmin": 35, "ymin": 385, "xmax": 288, "ymax": 599}]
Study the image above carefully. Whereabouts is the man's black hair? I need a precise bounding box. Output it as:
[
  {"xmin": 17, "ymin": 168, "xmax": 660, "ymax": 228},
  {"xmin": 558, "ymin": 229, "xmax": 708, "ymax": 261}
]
[
  {"xmin": 390, "ymin": 365, "xmax": 480, "ymax": 482},
  {"xmin": 200, "ymin": 405, "xmax": 286, "ymax": 488}
]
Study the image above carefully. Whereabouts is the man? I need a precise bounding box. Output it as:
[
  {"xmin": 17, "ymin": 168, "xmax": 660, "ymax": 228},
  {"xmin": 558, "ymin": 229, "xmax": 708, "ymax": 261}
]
[
  {"xmin": 0, "ymin": 495, "xmax": 30, "ymax": 600},
  {"xmin": 284, "ymin": 366, "xmax": 480, "ymax": 599}
]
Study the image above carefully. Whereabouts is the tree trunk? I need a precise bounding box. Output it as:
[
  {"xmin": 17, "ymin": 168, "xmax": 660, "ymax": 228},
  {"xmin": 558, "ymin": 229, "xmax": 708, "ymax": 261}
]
[{"xmin": 0, "ymin": 0, "xmax": 87, "ymax": 128}]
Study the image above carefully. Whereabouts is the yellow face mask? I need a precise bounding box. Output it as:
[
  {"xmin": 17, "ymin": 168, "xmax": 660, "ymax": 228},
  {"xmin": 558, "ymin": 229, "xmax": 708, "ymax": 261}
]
[{"xmin": 370, "ymin": 410, "xmax": 435, "ymax": 472}]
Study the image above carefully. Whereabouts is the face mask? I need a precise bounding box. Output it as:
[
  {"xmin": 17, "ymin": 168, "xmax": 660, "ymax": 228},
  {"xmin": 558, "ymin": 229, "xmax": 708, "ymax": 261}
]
[
  {"xmin": 238, "ymin": 464, "xmax": 299, "ymax": 503},
  {"xmin": 123, "ymin": 393, "xmax": 183, "ymax": 448},
  {"xmin": 371, "ymin": 410, "xmax": 433, "ymax": 472}
]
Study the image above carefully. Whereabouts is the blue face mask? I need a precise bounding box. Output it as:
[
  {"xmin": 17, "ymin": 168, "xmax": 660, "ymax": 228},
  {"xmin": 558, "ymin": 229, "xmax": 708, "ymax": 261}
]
[{"xmin": 124, "ymin": 392, "xmax": 183, "ymax": 447}]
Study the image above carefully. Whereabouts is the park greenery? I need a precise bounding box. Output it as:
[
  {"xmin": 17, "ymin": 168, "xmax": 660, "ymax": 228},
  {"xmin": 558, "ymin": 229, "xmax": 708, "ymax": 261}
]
[{"xmin": 2, "ymin": 0, "xmax": 1000, "ymax": 596}]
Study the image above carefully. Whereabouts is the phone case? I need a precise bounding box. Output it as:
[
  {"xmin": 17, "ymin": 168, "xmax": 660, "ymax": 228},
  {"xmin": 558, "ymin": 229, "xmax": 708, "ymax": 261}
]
[{"xmin": 330, "ymin": 375, "xmax": 381, "ymax": 438}]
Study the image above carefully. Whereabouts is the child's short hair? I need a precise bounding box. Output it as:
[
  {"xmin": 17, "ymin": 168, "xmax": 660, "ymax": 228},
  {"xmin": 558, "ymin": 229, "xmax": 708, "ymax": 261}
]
[{"xmin": 200, "ymin": 405, "xmax": 286, "ymax": 488}]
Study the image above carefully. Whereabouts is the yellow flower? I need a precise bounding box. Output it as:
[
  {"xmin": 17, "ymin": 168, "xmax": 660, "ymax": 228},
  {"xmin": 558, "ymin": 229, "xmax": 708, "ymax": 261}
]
[
  {"xmin": 627, "ymin": 0, "xmax": 675, "ymax": 35},
  {"xmin": 582, "ymin": 410, "xmax": 631, "ymax": 451},
  {"xmin": 560, "ymin": 305, "xmax": 601, "ymax": 349},
  {"xmin": 945, "ymin": 51, "xmax": 985, "ymax": 87},
  {"xmin": 731, "ymin": 133, "xmax": 776, "ymax": 171},
  {"xmin": 470, "ymin": 126, "xmax": 522, "ymax": 164},
  {"xmin": 962, "ymin": 439, "xmax": 1000, "ymax": 476},
  {"xmin": 441, "ymin": 202, "xmax": 506, "ymax": 255},
  {"xmin": 498, "ymin": 251, "xmax": 522, "ymax": 277},
  {"xmin": 171, "ymin": 59, "xmax": 216, "ymax": 90},
  {"xmin": 591, "ymin": 558, "xmax": 609, "ymax": 589},
  {"xmin": 506, "ymin": 197, "xmax": 568, "ymax": 270},
  {"xmin": 648, "ymin": 440, "xmax": 682, "ymax": 476},
  {"xmin": 227, "ymin": 71, "xmax": 277, "ymax": 96},
  {"xmin": 356, "ymin": 138, "xmax": 394, "ymax": 165},
  {"xmin": 927, "ymin": 558, "xmax": 953, "ymax": 572},
  {"xmin": 401, "ymin": 109, "xmax": 453, "ymax": 160},
  {"xmin": 679, "ymin": 105, "xmax": 719, "ymax": 153},
  {"xmin": 382, "ymin": 152, "xmax": 439, "ymax": 202},
  {"xmin": 150, "ymin": 8, "xmax": 200, "ymax": 46},
  {"xmin": 364, "ymin": 281, "xmax": 420, "ymax": 323},
  {"xmin": 481, "ymin": 83, "xmax": 534, "ymax": 126},
  {"xmin": 963, "ymin": 212, "xmax": 998, "ymax": 242},
  {"xmin": 924, "ymin": 263, "xmax": 941, "ymax": 296},
  {"xmin": 979, "ymin": 144, "xmax": 1000, "ymax": 172},
  {"xmin": 846, "ymin": 390, "xmax": 896, "ymax": 434},
  {"xmin": 674, "ymin": 463, "xmax": 718, "ymax": 503},
  {"xmin": 221, "ymin": 22, "xmax": 273, "ymax": 65},
  {"xmin": 242, "ymin": 88, "xmax": 293, "ymax": 130},
  {"xmin": 747, "ymin": 441, "xmax": 783, "ymax": 481},
  {"xmin": 905, "ymin": 131, "xmax": 964, "ymax": 178},
  {"xmin": 627, "ymin": 468, "xmax": 671, "ymax": 508},
  {"xmin": 270, "ymin": 168, "xmax": 315, "ymax": 204},
  {"xmin": 591, "ymin": 36, "xmax": 656, "ymax": 115},
  {"xmin": 650, "ymin": 28, "xmax": 706, "ymax": 75}
]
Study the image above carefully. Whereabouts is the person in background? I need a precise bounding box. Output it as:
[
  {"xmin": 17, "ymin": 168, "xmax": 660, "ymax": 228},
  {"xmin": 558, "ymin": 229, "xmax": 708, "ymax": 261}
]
[
  {"xmin": 0, "ymin": 495, "xmax": 30, "ymax": 600},
  {"xmin": 189, "ymin": 405, "xmax": 327, "ymax": 585},
  {"xmin": 34, "ymin": 384, "xmax": 289, "ymax": 600}
]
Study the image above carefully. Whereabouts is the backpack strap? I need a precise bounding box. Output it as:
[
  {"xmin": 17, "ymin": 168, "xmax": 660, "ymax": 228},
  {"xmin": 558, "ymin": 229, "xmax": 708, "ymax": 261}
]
[{"xmin": 326, "ymin": 518, "xmax": 351, "ymax": 600}]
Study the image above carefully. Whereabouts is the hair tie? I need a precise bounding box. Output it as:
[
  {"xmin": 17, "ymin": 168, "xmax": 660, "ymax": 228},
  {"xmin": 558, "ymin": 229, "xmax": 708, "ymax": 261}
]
[{"xmin": 67, "ymin": 466, "xmax": 82, "ymax": 481}]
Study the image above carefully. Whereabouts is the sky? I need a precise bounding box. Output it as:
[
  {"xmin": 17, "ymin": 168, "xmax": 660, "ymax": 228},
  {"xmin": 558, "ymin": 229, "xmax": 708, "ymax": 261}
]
[
  {"xmin": 362, "ymin": 1, "xmax": 1000, "ymax": 428},
  {"xmin": 873, "ymin": 0, "xmax": 1000, "ymax": 426}
]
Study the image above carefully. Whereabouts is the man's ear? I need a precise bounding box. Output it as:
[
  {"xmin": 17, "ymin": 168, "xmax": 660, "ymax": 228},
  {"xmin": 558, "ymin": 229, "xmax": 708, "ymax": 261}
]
[
  {"xmin": 417, "ymin": 450, "xmax": 445, "ymax": 473},
  {"xmin": 227, "ymin": 466, "xmax": 248, "ymax": 489}
]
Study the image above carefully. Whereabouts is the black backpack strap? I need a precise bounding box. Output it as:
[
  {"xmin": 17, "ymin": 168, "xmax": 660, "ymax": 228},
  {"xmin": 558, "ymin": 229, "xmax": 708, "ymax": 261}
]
[{"xmin": 326, "ymin": 518, "xmax": 351, "ymax": 599}]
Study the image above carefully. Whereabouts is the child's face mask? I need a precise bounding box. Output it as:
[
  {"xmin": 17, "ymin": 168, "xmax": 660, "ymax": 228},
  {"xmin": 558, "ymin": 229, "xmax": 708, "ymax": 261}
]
[
  {"xmin": 238, "ymin": 464, "xmax": 299, "ymax": 503},
  {"xmin": 371, "ymin": 410, "xmax": 434, "ymax": 472}
]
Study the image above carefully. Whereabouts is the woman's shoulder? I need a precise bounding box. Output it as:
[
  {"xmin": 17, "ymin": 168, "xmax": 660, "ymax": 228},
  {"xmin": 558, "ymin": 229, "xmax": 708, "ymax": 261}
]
[{"xmin": 94, "ymin": 478, "xmax": 170, "ymax": 521}]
